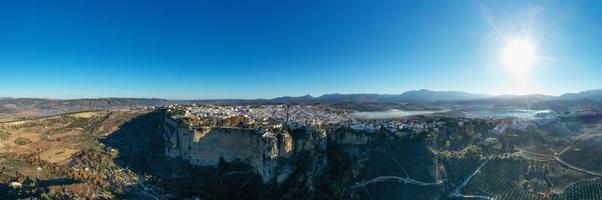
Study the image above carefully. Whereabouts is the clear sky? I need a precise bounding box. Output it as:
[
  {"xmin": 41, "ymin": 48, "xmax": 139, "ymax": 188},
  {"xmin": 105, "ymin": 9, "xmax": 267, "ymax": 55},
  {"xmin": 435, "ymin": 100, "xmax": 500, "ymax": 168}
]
[{"xmin": 0, "ymin": 0, "xmax": 600, "ymax": 99}]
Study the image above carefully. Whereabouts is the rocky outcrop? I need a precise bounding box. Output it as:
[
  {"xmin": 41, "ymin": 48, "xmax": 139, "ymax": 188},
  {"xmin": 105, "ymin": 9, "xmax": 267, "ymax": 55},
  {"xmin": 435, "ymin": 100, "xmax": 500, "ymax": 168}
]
[{"xmin": 160, "ymin": 113, "xmax": 369, "ymax": 184}]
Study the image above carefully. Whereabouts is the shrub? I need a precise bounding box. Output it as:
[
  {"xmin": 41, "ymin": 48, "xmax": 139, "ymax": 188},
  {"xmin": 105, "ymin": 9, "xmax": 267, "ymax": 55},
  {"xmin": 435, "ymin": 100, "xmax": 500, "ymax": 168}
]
[
  {"xmin": 14, "ymin": 137, "xmax": 32, "ymax": 145},
  {"xmin": 169, "ymin": 109, "xmax": 186, "ymax": 116},
  {"xmin": 0, "ymin": 131, "xmax": 11, "ymax": 141},
  {"xmin": 68, "ymin": 117, "xmax": 91, "ymax": 128}
]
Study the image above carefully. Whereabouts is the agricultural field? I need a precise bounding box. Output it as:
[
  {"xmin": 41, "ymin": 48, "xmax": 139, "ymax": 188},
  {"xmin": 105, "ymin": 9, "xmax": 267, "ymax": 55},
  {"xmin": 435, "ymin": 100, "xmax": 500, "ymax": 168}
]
[
  {"xmin": 0, "ymin": 110, "xmax": 151, "ymax": 198},
  {"xmin": 463, "ymin": 173, "xmax": 547, "ymax": 200},
  {"xmin": 452, "ymin": 116, "xmax": 602, "ymax": 200},
  {"xmin": 553, "ymin": 178, "xmax": 602, "ymax": 200},
  {"xmin": 558, "ymin": 124, "xmax": 602, "ymax": 173},
  {"xmin": 460, "ymin": 157, "xmax": 597, "ymax": 199}
]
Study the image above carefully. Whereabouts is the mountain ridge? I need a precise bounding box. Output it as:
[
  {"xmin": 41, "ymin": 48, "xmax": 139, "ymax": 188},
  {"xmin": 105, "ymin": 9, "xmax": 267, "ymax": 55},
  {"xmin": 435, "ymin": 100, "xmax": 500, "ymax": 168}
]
[
  {"xmin": 556, "ymin": 89, "xmax": 602, "ymax": 102},
  {"xmin": 2, "ymin": 89, "xmax": 601, "ymax": 103}
]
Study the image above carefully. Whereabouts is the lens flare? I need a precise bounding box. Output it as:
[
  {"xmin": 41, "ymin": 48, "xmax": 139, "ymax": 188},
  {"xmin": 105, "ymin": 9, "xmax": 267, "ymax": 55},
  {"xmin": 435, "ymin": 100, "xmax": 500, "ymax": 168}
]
[{"xmin": 501, "ymin": 39, "xmax": 535, "ymax": 78}]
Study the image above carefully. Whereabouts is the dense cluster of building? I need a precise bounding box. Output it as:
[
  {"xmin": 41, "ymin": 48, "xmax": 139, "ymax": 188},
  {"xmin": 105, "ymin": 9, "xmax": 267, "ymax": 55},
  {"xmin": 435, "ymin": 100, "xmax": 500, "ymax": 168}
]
[
  {"xmin": 347, "ymin": 119, "xmax": 444, "ymax": 133},
  {"xmin": 165, "ymin": 104, "xmax": 451, "ymax": 134},
  {"xmin": 166, "ymin": 104, "xmax": 351, "ymax": 127},
  {"xmin": 165, "ymin": 103, "xmax": 589, "ymax": 138}
]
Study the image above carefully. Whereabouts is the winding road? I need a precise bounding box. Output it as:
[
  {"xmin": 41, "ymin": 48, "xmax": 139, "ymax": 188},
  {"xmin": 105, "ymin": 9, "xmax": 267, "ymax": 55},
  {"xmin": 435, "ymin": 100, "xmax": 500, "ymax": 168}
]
[
  {"xmin": 352, "ymin": 148, "xmax": 444, "ymax": 190},
  {"xmin": 353, "ymin": 176, "xmax": 443, "ymax": 188},
  {"xmin": 449, "ymin": 160, "xmax": 495, "ymax": 200}
]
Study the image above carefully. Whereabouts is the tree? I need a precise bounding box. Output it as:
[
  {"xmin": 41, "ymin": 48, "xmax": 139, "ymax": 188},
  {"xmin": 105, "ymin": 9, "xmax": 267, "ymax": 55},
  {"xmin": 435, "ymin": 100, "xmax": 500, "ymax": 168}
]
[{"xmin": 217, "ymin": 156, "xmax": 228, "ymax": 174}]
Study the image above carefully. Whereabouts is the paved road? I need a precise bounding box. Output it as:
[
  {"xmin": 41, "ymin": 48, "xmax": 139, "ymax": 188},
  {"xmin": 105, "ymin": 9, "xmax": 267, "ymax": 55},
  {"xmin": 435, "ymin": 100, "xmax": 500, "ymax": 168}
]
[
  {"xmin": 353, "ymin": 176, "xmax": 443, "ymax": 188},
  {"xmin": 555, "ymin": 157, "xmax": 602, "ymax": 177}
]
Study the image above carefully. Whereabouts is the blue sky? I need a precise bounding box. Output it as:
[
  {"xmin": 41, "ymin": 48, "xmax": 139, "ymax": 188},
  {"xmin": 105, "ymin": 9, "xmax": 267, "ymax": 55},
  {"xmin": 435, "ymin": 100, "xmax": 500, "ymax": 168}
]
[{"xmin": 0, "ymin": 0, "xmax": 600, "ymax": 99}]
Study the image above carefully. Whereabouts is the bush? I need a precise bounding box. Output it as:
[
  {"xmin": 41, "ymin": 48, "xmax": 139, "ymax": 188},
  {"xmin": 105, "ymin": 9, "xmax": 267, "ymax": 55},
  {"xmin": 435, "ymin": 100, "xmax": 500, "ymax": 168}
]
[
  {"xmin": 14, "ymin": 137, "xmax": 32, "ymax": 145},
  {"xmin": 0, "ymin": 131, "xmax": 11, "ymax": 141},
  {"xmin": 460, "ymin": 145, "xmax": 483, "ymax": 159},
  {"xmin": 169, "ymin": 109, "xmax": 186, "ymax": 116},
  {"xmin": 68, "ymin": 117, "xmax": 91, "ymax": 128}
]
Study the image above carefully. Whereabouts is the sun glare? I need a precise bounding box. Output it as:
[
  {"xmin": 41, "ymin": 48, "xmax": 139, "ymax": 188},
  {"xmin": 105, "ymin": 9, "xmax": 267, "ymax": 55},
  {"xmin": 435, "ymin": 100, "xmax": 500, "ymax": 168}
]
[{"xmin": 501, "ymin": 39, "xmax": 535, "ymax": 78}]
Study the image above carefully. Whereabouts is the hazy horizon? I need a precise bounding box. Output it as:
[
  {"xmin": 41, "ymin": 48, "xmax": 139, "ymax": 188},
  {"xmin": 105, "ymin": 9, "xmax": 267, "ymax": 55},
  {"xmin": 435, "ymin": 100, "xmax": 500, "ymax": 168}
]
[{"xmin": 2, "ymin": 88, "xmax": 601, "ymax": 100}]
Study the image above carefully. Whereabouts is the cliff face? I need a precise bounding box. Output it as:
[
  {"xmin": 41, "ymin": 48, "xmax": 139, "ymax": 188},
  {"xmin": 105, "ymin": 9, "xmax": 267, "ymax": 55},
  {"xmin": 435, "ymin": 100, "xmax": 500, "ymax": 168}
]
[
  {"xmin": 161, "ymin": 114, "xmax": 343, "ymax": 183},
  {"xmin": 162, "ymin": 116, "xmax": 262, "ymax": 165},
  {"xmin": 159, "ymin": 112, "xmax": 451, "ymax": 199}
]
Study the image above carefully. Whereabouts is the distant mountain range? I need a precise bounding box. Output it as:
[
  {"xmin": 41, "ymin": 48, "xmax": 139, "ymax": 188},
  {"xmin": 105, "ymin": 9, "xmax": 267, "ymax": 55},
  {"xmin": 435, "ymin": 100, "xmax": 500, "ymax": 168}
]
[
  {"xmin": 0, "ymin": 98, "xmax": 171, "ymax": 115},
  {"xmin": 311, "ymin": 89, "xmax": 602, "ymax": 103},
  {"xmin": 251, "ymin": 89, "xmax": 601, "ymax": 104},
  {"xmin": 280, "ymin": 90, "xmax": 491, "ymax": 103},
  {"xmin": 1, "ymin": 89, "xmax": 601, "ymax": 120},
  {"xmin": 2, "ymin": 89, "xmax": 602, "ymax": 108},
  {"xmin": 556, "ymin": 89, "xmax": 602, "ymax": 102},
  {"xmin": 389, "ymin": 89, "xmax": 492, "ymax": 102}
]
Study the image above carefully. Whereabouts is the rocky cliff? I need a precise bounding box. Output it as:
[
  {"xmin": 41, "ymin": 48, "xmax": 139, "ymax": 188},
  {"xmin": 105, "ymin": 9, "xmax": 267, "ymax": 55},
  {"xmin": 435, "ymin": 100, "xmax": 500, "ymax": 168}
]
[{"xmin": 162, "ymin": 114, "xmax": 362, "ymax": 183}]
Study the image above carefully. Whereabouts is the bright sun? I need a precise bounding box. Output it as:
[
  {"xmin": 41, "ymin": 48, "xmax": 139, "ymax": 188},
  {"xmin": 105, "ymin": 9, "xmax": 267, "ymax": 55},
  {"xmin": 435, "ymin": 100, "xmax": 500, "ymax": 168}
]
[{"xmin": 501, "ymin": 39, "xmax": 535, "ymax": 78}]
